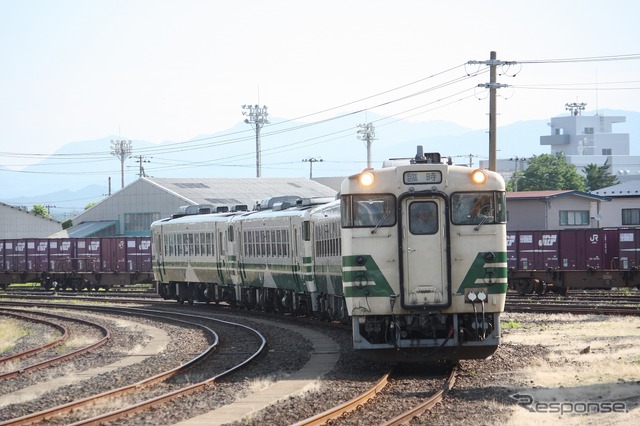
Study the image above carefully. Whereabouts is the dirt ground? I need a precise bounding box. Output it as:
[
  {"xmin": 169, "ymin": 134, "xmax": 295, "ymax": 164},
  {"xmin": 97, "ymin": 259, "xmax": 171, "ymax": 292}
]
[{"xmin": 500, "ymin": 312, "xmax": 640, "ymax": 425}]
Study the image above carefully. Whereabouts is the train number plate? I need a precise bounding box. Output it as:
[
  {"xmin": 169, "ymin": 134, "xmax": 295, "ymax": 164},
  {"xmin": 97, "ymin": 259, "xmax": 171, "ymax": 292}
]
[{"xmin": 403, "ymin": 171, "xmax": 442, "ymax": 184}]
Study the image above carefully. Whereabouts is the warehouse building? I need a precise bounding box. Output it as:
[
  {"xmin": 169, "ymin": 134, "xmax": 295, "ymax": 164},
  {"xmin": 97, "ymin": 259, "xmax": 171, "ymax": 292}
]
[
  {"xmin": 0, "ymin": 202, "xmax": 62, "ymax": 238},
  {"xmin": 55, "ymin": 177, "xmax": 337, "ymax": 238}
]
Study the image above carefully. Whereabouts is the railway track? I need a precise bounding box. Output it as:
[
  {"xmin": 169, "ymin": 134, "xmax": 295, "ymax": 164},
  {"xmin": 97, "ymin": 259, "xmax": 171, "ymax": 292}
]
[
  {"xmin": 506, "ymin": 290, "xmax": 640, "ymax": 315},
  {"xmin": 295, "ymin": 366, "xmax": 457, "ymax": 425},
  {"xmin": 0, "ymin": 311, "xmax": 69, "ymax": 367},
  {"xmin": 0, "ymin": 303, "xmax": 266, "ymax": 426},
  {"xmin": 0, "ymin": 308, "xmax": 110, "ymax": 380}
]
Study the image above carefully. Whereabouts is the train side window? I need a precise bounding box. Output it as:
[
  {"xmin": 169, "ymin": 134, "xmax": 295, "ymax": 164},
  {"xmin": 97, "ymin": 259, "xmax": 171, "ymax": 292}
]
[
  {"xmin": 271, "ymin": 230, "xmax": 277, "ymax": 257},
  {"xmin": 260, "ymin": 230, "xmax": 266, "ymax": 257},
  {"xmin": 340, "ymin": 196, "xmax": 353, "ymax": 227},
  {"xmin": 283, "ymin": 229, "xmax": 290, "ymax": 257},
  {"xmin": 302, "ymin": 221, "xmax": 311, "ymax": 241},
  {"xmin": 194, "ymin": 233, "xmax": 200, "ymax": 256},
  {"xmin": 275, "ymin": 229, "xmax": 281, "ymax": 257}
]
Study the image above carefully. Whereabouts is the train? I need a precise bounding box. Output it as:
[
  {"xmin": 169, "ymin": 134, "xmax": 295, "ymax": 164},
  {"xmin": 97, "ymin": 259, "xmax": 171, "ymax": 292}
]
[
  {"xmin": 508, "ymin": 228, "xmax": 640, "ymax": 295},
  {"xmin": 0, "ymin": 236, "xmax": 153, "ymax": 290},
  {"xmin": 151, "ymin": 147, "xmax": 509, "ymax": 363}
]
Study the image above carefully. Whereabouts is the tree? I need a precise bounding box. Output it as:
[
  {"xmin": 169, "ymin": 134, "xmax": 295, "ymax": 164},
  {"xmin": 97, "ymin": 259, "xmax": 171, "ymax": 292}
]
[
  {"xmin": 85, "ymin": 202, "xmax": 98, "ymax": 210},
  {"xmin": 30, "ymin": 203, "xmax": 50, "ymax": 218},
  {"xmin": 583, "ymin": 160, "xmax": 620, "ymax": 192},
  {"xmin": 62, "ymin": 219, "xmax": 73, "ymax": 229},
  {"xmin": 515, "ymin": 153, "xmax": 585, "ymax": 192}
]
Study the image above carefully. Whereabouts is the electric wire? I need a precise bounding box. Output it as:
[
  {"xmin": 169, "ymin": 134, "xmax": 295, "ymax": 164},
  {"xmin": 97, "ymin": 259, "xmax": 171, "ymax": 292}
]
[{"xmin": 3, "ymin": 53, "xmax": 639, "ymax": 177}]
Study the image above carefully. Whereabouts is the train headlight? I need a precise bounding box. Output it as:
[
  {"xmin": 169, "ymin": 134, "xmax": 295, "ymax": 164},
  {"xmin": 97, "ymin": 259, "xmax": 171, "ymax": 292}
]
[
  {"xmin": 471, "ymin": 169, "xmax": 487, "ymax": 185},
  {"xmin": 359, "ymin": 171, "xmax": 375, "ymax": 187}
]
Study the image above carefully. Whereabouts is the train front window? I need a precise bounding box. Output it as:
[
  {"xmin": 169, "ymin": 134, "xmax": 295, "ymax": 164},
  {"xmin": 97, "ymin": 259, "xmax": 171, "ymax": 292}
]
[
  {"xmin": 451, "ymin": 192, "xmax": 506, "ymax": 225},
  {"xmin": 342, "ymin": 194, "xmax": 396, "ymax": 228}
]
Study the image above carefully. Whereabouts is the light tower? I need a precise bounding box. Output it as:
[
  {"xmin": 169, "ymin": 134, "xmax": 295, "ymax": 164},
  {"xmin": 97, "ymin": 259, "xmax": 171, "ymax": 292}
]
[
  {"xmin": 565, "ymin": 102, "xmax": 587, "ymax": 116},
  {"xmin": 242, "ymin": 104, "xmax": 269, "ymax": 177},
  {"xmin": 110, "ymin": 139, "xmax": 132, "ymax": 189},
  {"xmin": 357, "ymin": 122, "xmax": 376, "ymax": 168}
]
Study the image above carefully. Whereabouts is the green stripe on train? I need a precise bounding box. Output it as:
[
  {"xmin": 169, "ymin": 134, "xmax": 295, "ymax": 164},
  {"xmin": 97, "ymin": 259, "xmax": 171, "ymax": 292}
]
[
  {"xmin": 342, "ymin": 255, "xmax": 394, "ymax": 298},
  {"xmin": 455, "ymin": 251, "xmax": 508, "ymax": 294}
]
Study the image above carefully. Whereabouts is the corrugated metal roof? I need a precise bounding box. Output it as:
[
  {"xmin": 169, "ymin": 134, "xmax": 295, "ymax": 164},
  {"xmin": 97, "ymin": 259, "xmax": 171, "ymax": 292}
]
[
  {"xmin": 49, "ymin": 221, "xmax": 118, "ymax": 238},
  {"xmin": 591, "ymin": 180, "xmax": 640, "ymax": 197},
  {"xmin": 145, "ymin": 177, "xmax": 337, "ymax": 208}
]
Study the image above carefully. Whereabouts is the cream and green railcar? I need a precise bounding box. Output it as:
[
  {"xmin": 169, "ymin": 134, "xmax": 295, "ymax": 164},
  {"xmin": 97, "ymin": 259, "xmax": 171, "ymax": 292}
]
[
  {"xmin": 152, "ymin": 210, "xmax": 242, "ymax": 304},
  {"xmin": 341, "ymin": 148, "xmax": 507, "ymax": 362},
  {"xmin": 151, "ymin": 198, "xmax": 346, "ymax": 319}
]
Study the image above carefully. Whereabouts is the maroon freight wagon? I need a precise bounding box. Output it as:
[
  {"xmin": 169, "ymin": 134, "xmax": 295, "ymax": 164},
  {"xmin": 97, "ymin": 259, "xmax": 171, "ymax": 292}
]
[
  {"xmin": 617, "ymin": 229, "xmax": 640, "ymax": 270},
  {"xmin": 509, "ymin": 228, "xmax": 637, "ymax": 295},
  {"xmin": 0, "ymin": 236, "xmax": 153, "ymax": 290}
]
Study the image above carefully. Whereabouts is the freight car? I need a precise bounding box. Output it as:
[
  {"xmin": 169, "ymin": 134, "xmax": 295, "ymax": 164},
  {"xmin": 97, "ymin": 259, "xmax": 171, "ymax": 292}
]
[
  {"xmin": 0, "ymin": 237, "xmax": 153, "ymax": 290},
  {"xmin": 507, "ymin": 228, "xmax": 640, "ymax": 295},
  {"xmin": 152, "ymin": 147, "xmax": 509, "ymax": 363}
]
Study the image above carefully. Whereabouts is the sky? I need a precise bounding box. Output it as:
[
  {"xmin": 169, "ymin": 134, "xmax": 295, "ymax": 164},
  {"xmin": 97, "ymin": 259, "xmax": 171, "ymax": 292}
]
[{"xmin": 1, "ymin": 0, "xmax": 639, "ymax": 178}]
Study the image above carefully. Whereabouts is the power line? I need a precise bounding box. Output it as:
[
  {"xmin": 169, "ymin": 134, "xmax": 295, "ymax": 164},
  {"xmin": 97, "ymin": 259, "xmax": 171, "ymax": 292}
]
[{"xmin": 3, "ymin": 53, "xmax": 639, "ymax": 176}]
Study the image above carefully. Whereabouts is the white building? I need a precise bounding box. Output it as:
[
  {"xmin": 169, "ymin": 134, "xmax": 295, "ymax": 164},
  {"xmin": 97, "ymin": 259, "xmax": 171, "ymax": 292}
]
[
  {"xmin": 485, "ymin": 105, "xmax": 638, "ymax": 186},
  {"xmin": 540, "ymin": 103, "xmax": 639, "ymax": 181}
]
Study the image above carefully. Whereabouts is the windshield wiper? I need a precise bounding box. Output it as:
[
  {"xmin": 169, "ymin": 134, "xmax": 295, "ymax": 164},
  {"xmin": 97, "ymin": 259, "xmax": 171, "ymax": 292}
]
[{"xmin": 371, "ymin": 210, "xmax": 391, "ymax": 234}]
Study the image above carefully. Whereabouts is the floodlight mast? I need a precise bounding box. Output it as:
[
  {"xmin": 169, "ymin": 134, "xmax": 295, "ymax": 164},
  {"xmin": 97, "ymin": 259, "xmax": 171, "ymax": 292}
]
[
  {"xmin": 110, "ymin": 139, "xmax": 133, "ymax": 189},
  {"xmin": 357, "ymin": 122, "xmax": 376, "ymax": 168},
  {"xmin": 242, "ymin": 104, "xmax": 269, "ymax": 177}
]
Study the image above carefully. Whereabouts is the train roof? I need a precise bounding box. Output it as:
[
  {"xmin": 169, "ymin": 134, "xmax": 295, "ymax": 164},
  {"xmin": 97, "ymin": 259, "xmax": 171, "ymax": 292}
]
[
  {"xmin": 151, "ymin": 196, "xmax": 338, "ymax": 227},
  {"xmin": 143, "ymin": 176, "xmax": 336, "ymax": 208}
]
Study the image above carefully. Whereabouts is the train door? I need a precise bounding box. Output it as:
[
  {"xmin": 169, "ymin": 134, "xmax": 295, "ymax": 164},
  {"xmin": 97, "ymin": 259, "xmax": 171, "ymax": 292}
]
[
  {"xmin": 153, "ymin": 228, "xmax": 165, "ymax": 282},
  {"xmin": 291, "ymin": 222, "xmax": 302, "ymax": 289},
  {"xmin": 400, "ymin": 197, "xmax": 449, "ymax": 308},
  {"xmin": 216, "ymin": 224, "xmax": 234, "ymax": 284}
]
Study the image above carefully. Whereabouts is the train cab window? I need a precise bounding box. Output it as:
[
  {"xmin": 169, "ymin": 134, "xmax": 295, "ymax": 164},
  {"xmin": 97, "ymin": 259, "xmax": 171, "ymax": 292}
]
[
  {"xmin": 409, "ymin": 201, "xmax": 438, "ymax": 235},
  {"xmin": 451, "ymin": 192, "xmax": 506, "ymax": 225},
  {"xmin": 342, "ymin": 194, "xmax": 396, "ymax": 228}
]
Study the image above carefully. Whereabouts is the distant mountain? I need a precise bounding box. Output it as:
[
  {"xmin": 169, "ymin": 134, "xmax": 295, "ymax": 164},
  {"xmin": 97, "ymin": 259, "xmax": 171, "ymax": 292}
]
[{"xmin": 2, "ymin": 109, "xmax": 637, "ymax": 220}]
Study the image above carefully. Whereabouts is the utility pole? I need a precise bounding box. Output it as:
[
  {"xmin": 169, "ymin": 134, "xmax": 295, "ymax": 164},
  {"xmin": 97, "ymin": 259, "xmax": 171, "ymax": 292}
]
[
  {"xmin": 468, "ymin": 51, "xmax": 514, "ymax": 171},
  {"xmin": 133, "ymin": 155, "xmax": 152, "ymax": 178},
  {"xmin": 44, "ymin": 204, "xmax": 56, "ymax": 215},
  {"xmin": 242, "ymin": 104, "xmax": 269, "ymax": 177},
  {"xmin": 357, "ymin": 123, "xmax": 376, "ymax": 168},
  {"xmin": 455, "ymin": 154, "xmax": 478, "ymax": 168},
  {"xmin": 509, "ymin": 156, "xmax": 527, "ymax": 191},
  {"xmin": 302, "ymin": 157, "xmax": 323, "ymax": 178},
  {"xmin": 110, "ymin": 139, "xmax": 132, "ymax": 189}
]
